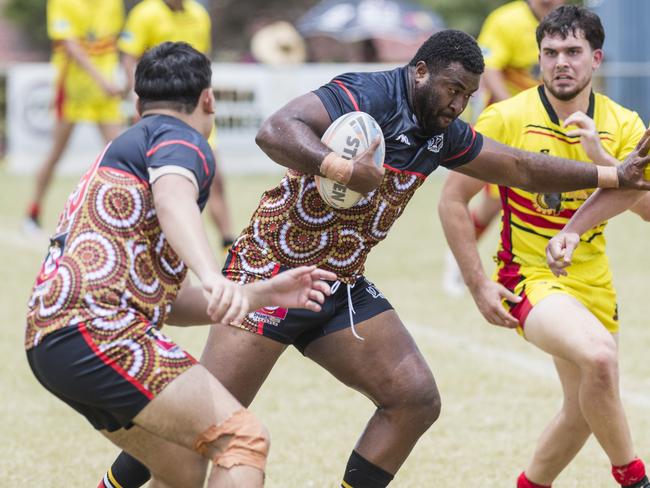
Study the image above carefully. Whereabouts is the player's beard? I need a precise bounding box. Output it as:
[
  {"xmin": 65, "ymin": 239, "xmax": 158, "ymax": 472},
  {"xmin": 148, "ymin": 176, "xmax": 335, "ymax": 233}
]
[{"xmin": 544, "ymin": 74, "xmax": 591, "ymax": 102}]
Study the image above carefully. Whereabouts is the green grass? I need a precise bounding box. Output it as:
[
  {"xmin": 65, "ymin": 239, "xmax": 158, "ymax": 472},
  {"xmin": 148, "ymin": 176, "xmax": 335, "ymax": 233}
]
[{"xmin": 1, "ymin": 167, "xmax": 649, "ymax": 487}]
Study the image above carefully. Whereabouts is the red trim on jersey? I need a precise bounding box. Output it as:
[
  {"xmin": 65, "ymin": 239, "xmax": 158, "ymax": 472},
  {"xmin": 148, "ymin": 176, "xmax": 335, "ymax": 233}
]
[
  {"xmin": 146, "ymin": 140, "xmax": 210, "ymax": 177},
  {"xmin": 509, "ymin": 204, "xmax": 567, "ymax": 230},
  {"xmin": 55, "ymin": 79, "xmax": 65, "ymax": 121},
  {"xmin": 333, "ymin": 80, "xmax": 360, "ymax": 111},
  {"xmin": 496, "ymin": 263, "xmax": 533, "ymax": 327},
  {"xmin": 524, "ymin": 129, "xmax": 614, "ymax": 144},
  {"xmin": 443, "ymin": 125, "xmax": 477, "ymax": 162},
  {"xmin": 507, "ymin": 188, "xmax": 576, "ymax": 219},
  {"xmin": 77, "ymin": 321, "xmax": 154, "ymax": 400},
  {"xmin": 498, "ymin": 187, "xmax": 514, "ymax": 262},
  {"xmin": 383, "ymin": 163, "xmax": 426, "ymax": 178}
]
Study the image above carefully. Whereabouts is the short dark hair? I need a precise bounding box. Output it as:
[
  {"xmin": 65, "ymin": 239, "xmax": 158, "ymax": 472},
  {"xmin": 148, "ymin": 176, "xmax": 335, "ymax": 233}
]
[
  {"xmin": 536, "ymin": 5, "xmax": 605, "ymax": 51},
  {"xmin": 409, "ymin": 29, "xmax": 484, "ymax": 75},
  {"xmin": 135, "ymin": 41, "xmax": 212, "ymax": 114}
]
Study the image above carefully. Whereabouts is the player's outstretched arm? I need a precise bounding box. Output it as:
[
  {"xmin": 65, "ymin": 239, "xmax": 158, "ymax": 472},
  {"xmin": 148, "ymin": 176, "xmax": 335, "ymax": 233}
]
[
  {"xmin": 245, "ymin": 266, "xmax": 337, "ymax": 312},
  {"xmin": 439, "ymin": 172, "xmax": 520, "ymax": 328},
  {"xmin": 546, "ymin": 187, "xmax": 647, "ymax": 277},
  {"xmin": 255, "ymin": 93, "xmax": 383, "ymax": 193},
  {"xmin": 455, "ymin": 129, "xmax": 650, "ymax": 193},
  {"xmin": 153, "ymin": 173, "xmax": 248, "ymax": 326},
  {"xmin": 166, "ymin": 267, "xmax": 337, "ymax": 326}
]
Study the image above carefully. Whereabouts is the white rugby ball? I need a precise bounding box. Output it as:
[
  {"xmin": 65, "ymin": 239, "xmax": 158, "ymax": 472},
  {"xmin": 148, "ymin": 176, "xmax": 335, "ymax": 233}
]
[{"xmin": 315, "ymin": 111, "xmax": 385, "ymax": 209}]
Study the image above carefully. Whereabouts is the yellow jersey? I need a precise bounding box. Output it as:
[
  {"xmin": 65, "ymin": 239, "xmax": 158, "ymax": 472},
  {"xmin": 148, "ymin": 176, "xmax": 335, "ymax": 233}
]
[
  {"xmin": 476, "ymin": 85, "xmax": 645, "ymax": 281},
  {"xmin": 47, "ymin": 0, "xmax": 123, "ymax": 87},
  {"xmin": 118, "ymin": 0, "xmax": 211, "ymax": 57},
  {"xmin": 477, "ymin": 1, "xmax": 540, "ymax": 100}
]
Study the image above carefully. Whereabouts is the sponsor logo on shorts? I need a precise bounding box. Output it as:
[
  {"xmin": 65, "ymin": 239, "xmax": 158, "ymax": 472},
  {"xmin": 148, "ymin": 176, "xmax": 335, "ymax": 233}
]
[
  {"xmin": 364, "ymin": 279, "xmax": 385, "ymax": 299},
  {"xmin": 249, "ymin": 306, "xmax": 288, "ymax": 327}
]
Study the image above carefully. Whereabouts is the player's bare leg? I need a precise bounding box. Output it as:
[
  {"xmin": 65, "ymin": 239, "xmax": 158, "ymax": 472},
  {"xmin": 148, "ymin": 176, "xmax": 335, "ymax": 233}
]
[
  {"xmin": 206, "ymin": 163, "xmax": 235, "ymax": 252},
  {"xmin": 103, "ymin": 364, "xmax": 269, "ymax": 488},
  {"xmin": 97, "ymin": 122, "xmax": 122, "ymax": 143},
  {"xmin": 523, "ymin": 355, "xmax": 592, "ymax": 485},
  {"xmin": 26, "ymin": 120, "xmax": 75, "ymax": 229},
  {"xmin": 305, "ymin": 310, "xmax": 439, "ymax": 478},
  {"xmin": 524, "ymin": 294, "xmax": 635, "ymax": 467},
  {"xmin": 200, "ymin": 324, "xmax": 287, "ymax": 407}
]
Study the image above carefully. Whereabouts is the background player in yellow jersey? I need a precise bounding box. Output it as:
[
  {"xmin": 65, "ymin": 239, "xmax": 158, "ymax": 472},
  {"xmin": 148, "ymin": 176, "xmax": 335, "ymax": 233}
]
[
  {"xmin": 439, "ymin": 6, "xmax": 650, "ymax": 488},
  {"xmin": 24, "ymin": 0, "xmax": 125, "ymax": 234},
  {"xmin": 442, "ymin": 0, "xmax": 565, "ymax": 296},
  {"xmin": 118, "ymin": 0, "xmax": 236, "ymax": 253}
]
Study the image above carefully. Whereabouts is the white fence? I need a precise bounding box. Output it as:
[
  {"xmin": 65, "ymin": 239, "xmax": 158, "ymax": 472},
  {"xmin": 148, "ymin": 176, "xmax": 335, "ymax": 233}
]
[{"xmin": 6, "ymin": 62, "xmax": 395, "ymax": 175}]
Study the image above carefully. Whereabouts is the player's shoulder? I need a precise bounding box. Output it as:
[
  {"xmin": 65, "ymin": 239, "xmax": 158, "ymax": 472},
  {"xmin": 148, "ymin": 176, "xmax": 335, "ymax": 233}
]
[
  {"xmin": 128, "ymin": 0, "xmax": 165, "ymax": 18},
  {"xmin": 486, "ymin": 86, "xmax": 540, "ymax": 118},
  {"xmin": 492, "ymin": 1, "xmax": 532, "ymax": 20},
  {"xmin": 184, "ymin": 0, "xmax": 209, "ymax": 17},
  {"xmin": 594, "ymin": 92, "xmax": 642, "ymax": 124}
]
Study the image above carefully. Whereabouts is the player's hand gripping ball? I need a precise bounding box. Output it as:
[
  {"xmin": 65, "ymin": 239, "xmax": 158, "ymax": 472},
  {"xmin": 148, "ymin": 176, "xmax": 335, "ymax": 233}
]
[{"xmin": 315, "ymin": 112, "xmax": 385, "ymax": 209}]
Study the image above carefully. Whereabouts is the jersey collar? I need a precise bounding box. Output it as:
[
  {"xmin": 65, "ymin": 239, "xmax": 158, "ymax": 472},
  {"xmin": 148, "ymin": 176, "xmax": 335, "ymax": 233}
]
[{"xmin": 537, "ymin": 85, "xmax": 595, "ymax": 125}]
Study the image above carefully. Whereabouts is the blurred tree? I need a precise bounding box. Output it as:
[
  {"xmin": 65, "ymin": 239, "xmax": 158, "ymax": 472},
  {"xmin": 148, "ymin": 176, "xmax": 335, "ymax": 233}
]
[
  {"xmin": 2, "ymin": 0, "xmax": 517, "ymax": 60},
  {"xmin": 424, "ymin": 0, "xmax": 509, "ymax": 35},
  {"xmin": 4, "ymin": 0, "xmax": 48, "ymax": 51}
]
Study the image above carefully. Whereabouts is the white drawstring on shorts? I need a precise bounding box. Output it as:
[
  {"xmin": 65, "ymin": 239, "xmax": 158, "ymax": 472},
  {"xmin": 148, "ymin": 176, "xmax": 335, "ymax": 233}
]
[{"xmin": 331, "ymin": 280, "xmax": 363, "ymax": 341}]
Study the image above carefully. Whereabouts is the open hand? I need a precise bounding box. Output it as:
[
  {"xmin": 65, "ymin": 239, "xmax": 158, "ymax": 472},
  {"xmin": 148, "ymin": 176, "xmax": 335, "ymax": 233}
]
[
  {"xmin": 546, "ymin": 232, "xmax": 580, "ymax": 276},
  {"xmin": 564, "ymin": 111, "xmax": 609, "ymax": 164},
  {"xmin": 253, "ymin": 266, "xmax": 337, "ymax": 312}
]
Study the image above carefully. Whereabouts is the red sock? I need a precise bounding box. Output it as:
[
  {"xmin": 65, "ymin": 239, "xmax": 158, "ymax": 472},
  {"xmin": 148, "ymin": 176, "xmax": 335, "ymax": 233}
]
[
  {"xmin": 27, "ymin": 202, "xmax": 40, "ymax": 220},
  {"xmin": 517, "ymin": 471, "xmax": 551, "ymax": 488},
  {"xmin": 612, "ymin": 458, "xmax": 646, "ymax": 485}
]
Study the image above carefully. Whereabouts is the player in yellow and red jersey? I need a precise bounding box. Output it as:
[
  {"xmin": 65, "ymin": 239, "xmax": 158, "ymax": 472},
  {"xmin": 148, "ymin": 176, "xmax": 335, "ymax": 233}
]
[
  {"xmin": 439, "ymin": 7, "xmax": 650, "ymax": 488},
  {"xmin": 442, "ymin": 0, "xmax": 566, "ymax": 296},
  {"xmin": 117, "ymin": 0, "xmax": 236, "ymax": 256},
  {"xmin": 24, "ymin": 0, "xmax": 125, "ymax": 235}
]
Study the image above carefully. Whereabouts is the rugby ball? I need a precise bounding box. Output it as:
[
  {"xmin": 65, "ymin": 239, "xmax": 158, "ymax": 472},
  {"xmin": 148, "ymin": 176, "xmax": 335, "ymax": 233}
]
[{"xmin": 315, "ymin": 111, "xmax": 385, "ymax": 209}]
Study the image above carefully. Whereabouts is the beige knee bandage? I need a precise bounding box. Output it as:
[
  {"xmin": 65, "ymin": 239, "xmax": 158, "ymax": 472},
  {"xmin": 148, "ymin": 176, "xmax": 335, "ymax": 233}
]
[{"xmin": 193, "ymin": 408, "xmax": 269, "ymax": 472}]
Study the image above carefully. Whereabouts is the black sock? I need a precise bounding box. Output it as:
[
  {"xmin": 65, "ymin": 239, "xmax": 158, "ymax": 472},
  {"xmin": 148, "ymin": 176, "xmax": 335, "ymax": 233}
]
[
  {"xmin": 100, "ymin": 451, "xmax": 151, "ymax": 488},
  {"xmin": 342, "ymin": 450, "xmax": 394, "ymax": 488}
]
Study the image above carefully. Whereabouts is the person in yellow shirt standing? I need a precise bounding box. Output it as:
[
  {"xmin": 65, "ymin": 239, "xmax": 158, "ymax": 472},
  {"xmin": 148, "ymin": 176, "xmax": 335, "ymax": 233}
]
[
  {"xmin": 442, "ymin": 0, "xmax": 565, "ymax": 296},
  {"xmin": 439, "ymin": 7, "xmax": 650, "ymax": 487},
  {"xmin": 24, "ymin": 0, "xmax": 125, "ymax": 234},
  {"xmin": 119, "ymin": 0, "xmax": 235, "ymax": 254}
]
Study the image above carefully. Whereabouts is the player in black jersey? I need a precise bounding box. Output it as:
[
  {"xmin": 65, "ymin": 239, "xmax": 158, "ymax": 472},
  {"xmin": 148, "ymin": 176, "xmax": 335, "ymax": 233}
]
[
  {"xmin": 24, "ymin": 41, "xmax": 336, "ymax": 488},
  {"xmin": 105, "ymin": 31, "xmax": 650, "ymax": 488}
]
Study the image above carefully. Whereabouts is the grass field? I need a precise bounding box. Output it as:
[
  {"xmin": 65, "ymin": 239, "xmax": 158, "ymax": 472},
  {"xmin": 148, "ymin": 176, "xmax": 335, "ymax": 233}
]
[{"xmin": 1, "ymin": 166, "xmax": 649, "ymax": 487}]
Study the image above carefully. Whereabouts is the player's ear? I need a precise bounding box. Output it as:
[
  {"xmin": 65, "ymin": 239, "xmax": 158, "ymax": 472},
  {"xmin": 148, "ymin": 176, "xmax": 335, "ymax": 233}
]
[
  {"xmin": 592, "ymin": 48, "xmax": 603, "ymax": 69},
  {"xmin": 201, "ymin": 88, "xmax": 215, "ymax": 115}
]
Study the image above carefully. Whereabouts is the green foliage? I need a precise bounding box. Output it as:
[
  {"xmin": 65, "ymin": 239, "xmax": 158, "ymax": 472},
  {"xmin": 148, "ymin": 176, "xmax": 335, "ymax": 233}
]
[
  {"xmin": 4, "ymin": 0, "xmax": 48, "ymax": 50},
  {"xmin": 418, "ymin": 0, "xmax": 509, "ymax": 36}
]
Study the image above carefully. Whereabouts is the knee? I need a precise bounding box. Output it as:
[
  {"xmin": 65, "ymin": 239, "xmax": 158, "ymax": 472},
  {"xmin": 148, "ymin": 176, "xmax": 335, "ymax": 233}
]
[
  {"xmin": 581, "ymin": 338, "xmax": 618, "ymax": 385},
  {"xmin": 384, "ymin": 368, "xmax": 441, "ymax": 428},
  {"xmin": 195, "ymin": 409, "xmax": 270, "ymax": 473}
]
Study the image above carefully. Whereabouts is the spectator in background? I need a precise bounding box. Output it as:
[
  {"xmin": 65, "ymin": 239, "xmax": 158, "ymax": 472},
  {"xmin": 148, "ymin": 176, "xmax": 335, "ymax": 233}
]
[
  {"xmin": 24, "ymin": 0, "xmax": 125, "ymax": 235},
  {"xmin": 118, "ymin": 0, "xmax": 236, "ymax": 254},
  {"xmin": 442, "ymin": 0, "xmax": 565, "ymax": 297}
]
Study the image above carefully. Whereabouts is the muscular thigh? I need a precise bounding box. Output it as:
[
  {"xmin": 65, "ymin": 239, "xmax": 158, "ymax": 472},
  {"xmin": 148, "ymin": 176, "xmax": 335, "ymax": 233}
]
[{"xmin": 304, "ymin": 310, "xmax": 437, "ymax": 406}]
